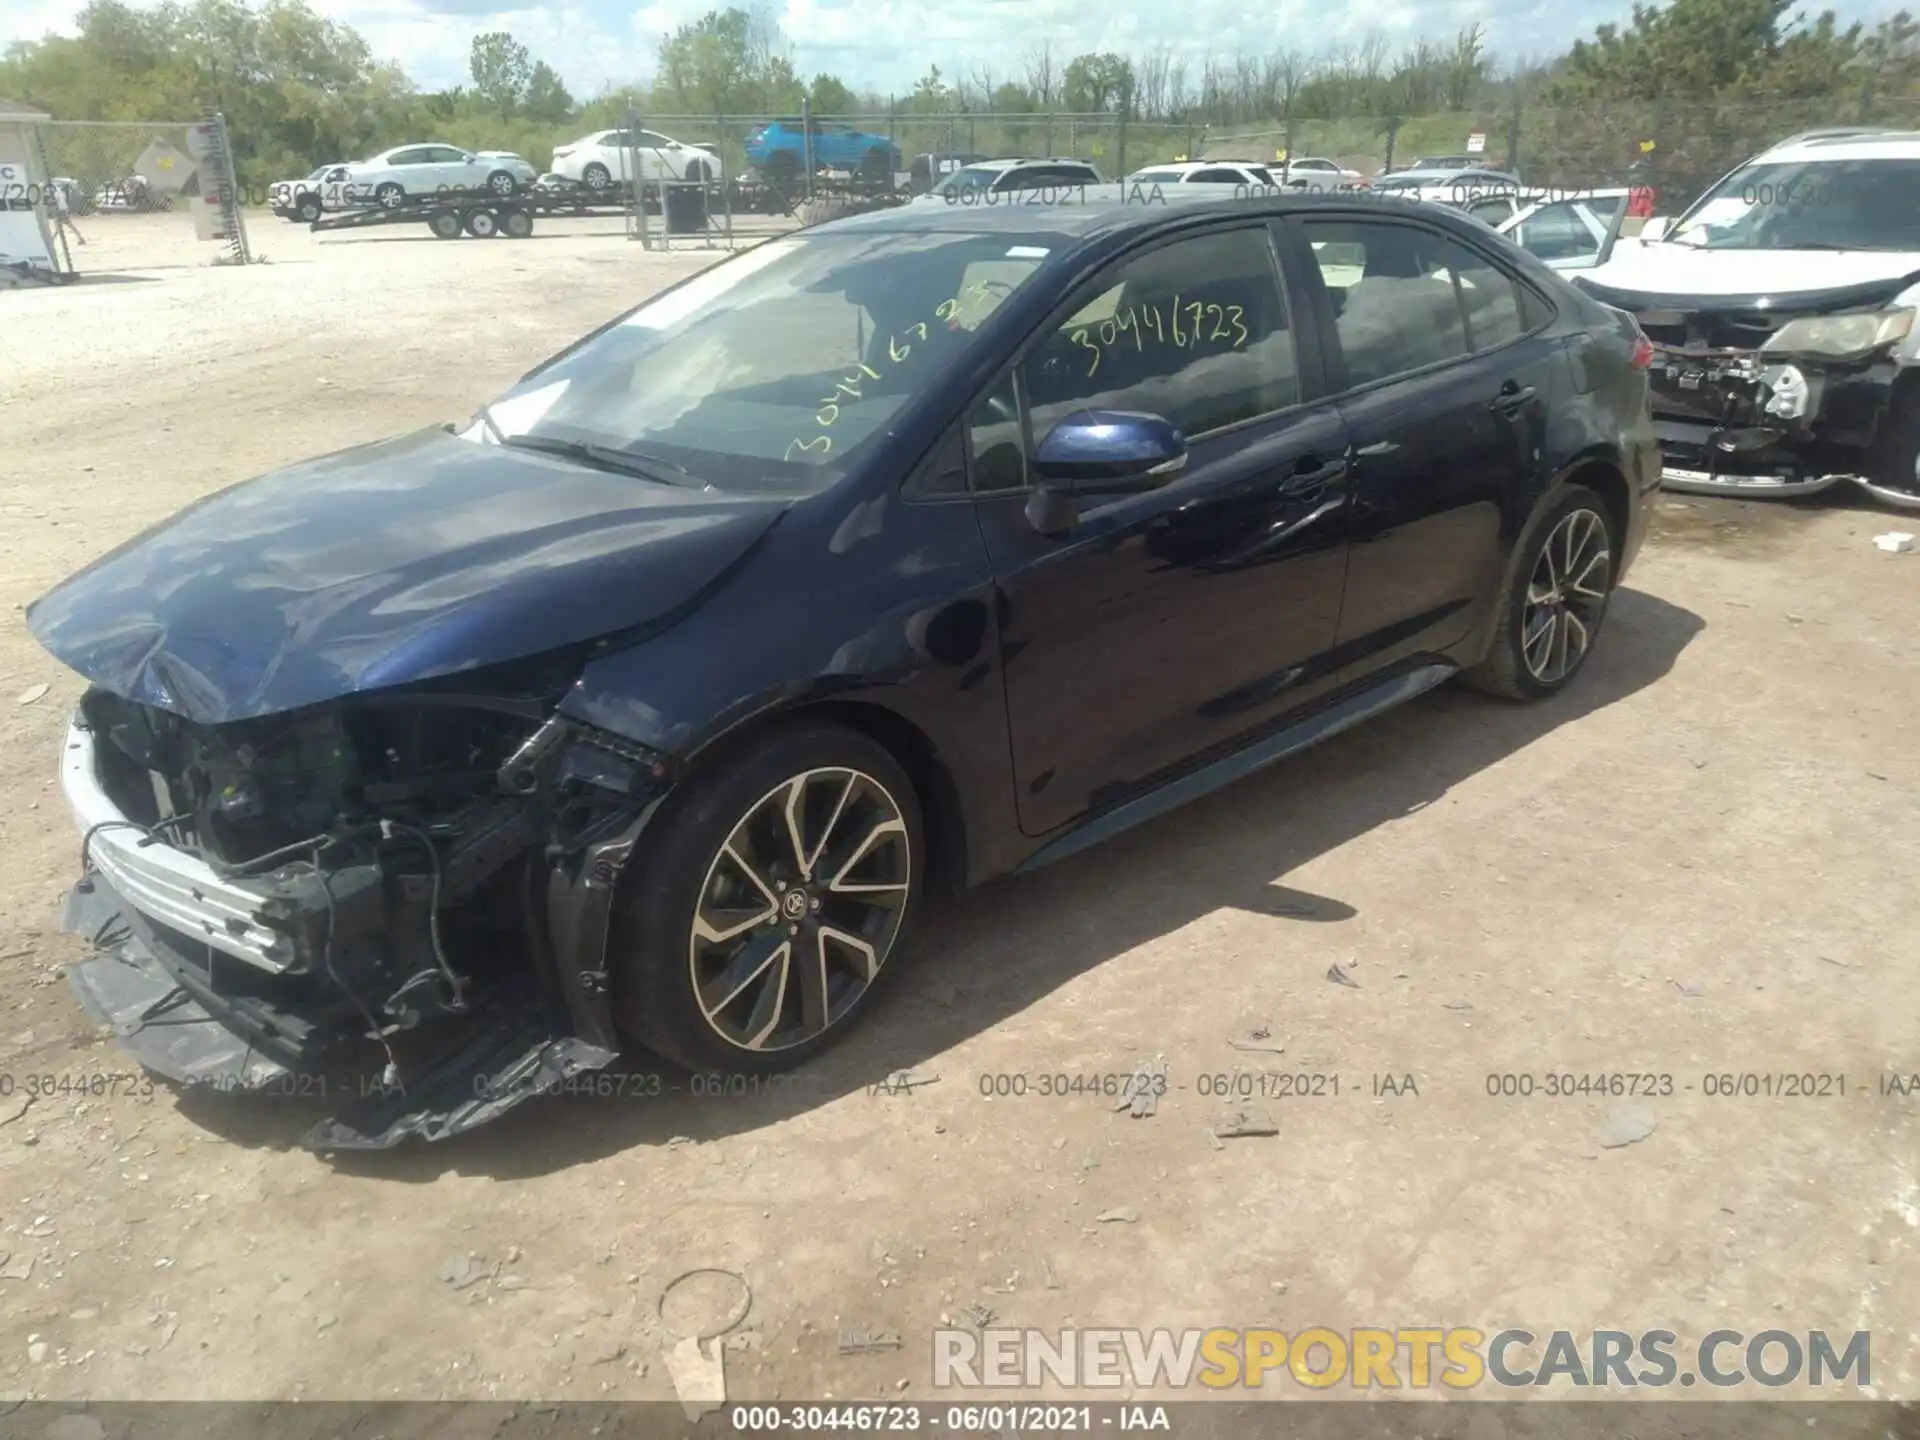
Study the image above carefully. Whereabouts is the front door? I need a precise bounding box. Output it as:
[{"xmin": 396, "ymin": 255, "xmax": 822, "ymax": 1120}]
[
  {"xmin": 970, "ymin": 223, "xmax": 1355, "ymax": 836},
  {"xmin": 1289, "ymin": 214, "xmax": 1564, "ymax": 674}
]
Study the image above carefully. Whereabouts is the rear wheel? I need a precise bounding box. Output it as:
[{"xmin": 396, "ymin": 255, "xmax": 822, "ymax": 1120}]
[
  {"xmin": 612, "ymin": 720, "xmax": 922, "ymax": 1072},
  {"xmin": 486, "ymin": 169, "xmax": 518, "ymax": 196},
  {"xmin": 684, "ymin": 158, "xmax": 711, "ymax": 184},
  {"xmin": 1461, "ymin": 483, "xmax": 1615, "ymax": 701},
  {"xmin": 581, "ymin": 161, "xmax": 612, "ymax": 192}
]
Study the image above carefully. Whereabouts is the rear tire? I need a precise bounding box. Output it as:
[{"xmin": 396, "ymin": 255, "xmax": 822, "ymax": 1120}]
[
  {"xmin": 487, "ymin": 169, "xmax": 518, "ymax": 196},
  {"xmin": 581, "ymin": 162, "xmax": 612, "ymax": 192},
  {"xmin": 684, "ymin": 158, "xmax": 711, "ymax": 184},
  {"xmin": 1461, "ymin": 483, "xmax": 1616, "ymax": 701},
  {"xmin": 611, "ymin": 720, "xmax": 923, "ymax": 1073}
]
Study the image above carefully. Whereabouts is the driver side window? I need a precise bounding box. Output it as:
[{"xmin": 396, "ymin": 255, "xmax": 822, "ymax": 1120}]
[{"xmin": 1017, "ymin": 226, "xmax": 1300, "ymax": 451}]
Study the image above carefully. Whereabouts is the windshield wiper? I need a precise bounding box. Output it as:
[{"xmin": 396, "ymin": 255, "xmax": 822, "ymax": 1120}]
[{"xmin": 494, "ymin": 430, "xmax": 704, "ymax": 487}]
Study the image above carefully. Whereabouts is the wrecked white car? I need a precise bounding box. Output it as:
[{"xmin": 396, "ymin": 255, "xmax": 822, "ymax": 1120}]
[{"xmin": 1565, "ymin": 128, "xmax": 1920, "ymax": 511}]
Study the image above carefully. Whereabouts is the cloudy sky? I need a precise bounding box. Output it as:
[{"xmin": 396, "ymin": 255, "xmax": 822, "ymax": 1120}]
[{"xmin": 3, "ymin": 0, "xmax": 1910, "ymax": 100}]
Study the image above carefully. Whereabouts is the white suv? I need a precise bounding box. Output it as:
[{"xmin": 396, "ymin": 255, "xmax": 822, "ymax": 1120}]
[{"xmin": 1570, "ymin": 127, "xmax": 1920, "ymax": 511}]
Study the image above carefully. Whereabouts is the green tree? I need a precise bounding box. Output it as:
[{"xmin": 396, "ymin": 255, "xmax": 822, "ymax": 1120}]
[
  {"xmin": 470, "ymin": 30, "xmax": 531, "ymax": 117},
  {"xmin": 808, "ymin": 71, "xmax": 857, "ymax": 115},
  {"xmin": 521, "ymin": 59, "xmax": 573, "ymax": 123},
  {"xmin": 1063, "ymin": 52, "xmax": 1132, "ymax": 111}
]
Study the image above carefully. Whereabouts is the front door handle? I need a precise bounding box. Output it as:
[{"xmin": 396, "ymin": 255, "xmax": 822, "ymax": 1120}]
[
  {"xmin": 1491, "ymin": 380, "xmax": 1538, "ymax": 416},
  {"xmin": 1279, "ymin": 456, "xmax": 1347, "ymax": 501}
]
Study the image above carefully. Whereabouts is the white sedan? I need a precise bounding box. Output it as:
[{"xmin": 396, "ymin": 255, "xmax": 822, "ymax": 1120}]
[
  {"xmin": 1277, "ymin": 156, "xmax": 1367, "ymax": 188},
  {"xmin": 549, "ymin": 128, "xmax": 717, "ymax": 192},
  {"xmin": 1124, "ymin": 160, "xmax": 1276, "ymax": 188},
  {"xmin": 338, "ymin": 144, "xmax": 528, "ymax": 208}
]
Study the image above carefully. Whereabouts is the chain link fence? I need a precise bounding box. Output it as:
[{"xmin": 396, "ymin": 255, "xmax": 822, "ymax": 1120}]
[
  {"xmin": 32, "ymin": 118, "xmax": 251, "ymax": 273},
  {"xmin": 629, "ymin": 94, "xmax": 1920, "ymax": 225}
]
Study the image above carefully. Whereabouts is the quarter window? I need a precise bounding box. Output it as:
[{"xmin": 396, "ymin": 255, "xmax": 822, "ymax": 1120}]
[
  {"xmin": 1434, "ymin": 237, "xmax": 1527, "ymax": 352},
  {"xmin": 1020, "ymin": 227, "xmax": 1301, "ymax": 445},
  {"xmin": 1303, "ymin": 219, "xmax": 1471, "ymax": 387}
]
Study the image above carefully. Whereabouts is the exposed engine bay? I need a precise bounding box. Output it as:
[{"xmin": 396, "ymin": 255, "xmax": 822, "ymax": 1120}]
[
  {"xmin": 60, "ymin": 668, "xmax": 677, "ymax": 1151},
  {"xmin": 1580, "ymin": 282, "xmax": 1920, "ymax": 511}
]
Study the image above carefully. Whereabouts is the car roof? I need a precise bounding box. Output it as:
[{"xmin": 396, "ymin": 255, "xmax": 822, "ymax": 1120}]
[
  {"xmin": 1756, "ymin": 133, "xmax": 1920, "ymax": 162},
  {"xmin": 818, "ymin": 185, "xmax": 1510, "ymax": 241},
  {"xmin": 1135, "ymin": 160, "xmax": 1258, "ymax": 173}
]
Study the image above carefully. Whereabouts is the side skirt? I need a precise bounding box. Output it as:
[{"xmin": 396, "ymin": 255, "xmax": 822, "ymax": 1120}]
[{"xmin": 1014, "ymin": 662, "xmax": 1457, "ymax": 874}]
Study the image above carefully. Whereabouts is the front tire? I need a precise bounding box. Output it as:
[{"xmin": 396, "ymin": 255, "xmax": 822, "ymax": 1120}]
[
  {"xmin": 1461, "ymin": 483, "xmax": 1615, "ymax": 700},
  {"xmin": 374, "ymin": 182, "xmax": 405, "ymax": 208},
  {"xmin": 612, "ymin": 721, "xmax": 923, "ymax": 1072}
]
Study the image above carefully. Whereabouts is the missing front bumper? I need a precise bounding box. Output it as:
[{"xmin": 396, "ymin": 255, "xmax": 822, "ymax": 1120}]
[{"xmin": 61, "ymin": 872, "xmax": 617, "ymax": 1151}]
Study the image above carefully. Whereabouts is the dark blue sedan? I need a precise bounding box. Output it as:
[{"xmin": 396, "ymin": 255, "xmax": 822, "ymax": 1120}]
[{"xmin": 28, "ymin": 185, "xmax": 1660, "ymax": 1149}]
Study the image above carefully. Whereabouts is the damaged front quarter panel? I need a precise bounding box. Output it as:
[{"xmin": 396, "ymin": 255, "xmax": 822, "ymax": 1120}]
[{"xmin": 56, "ymin": 672, "xmax": 685, "ymax": 1153}]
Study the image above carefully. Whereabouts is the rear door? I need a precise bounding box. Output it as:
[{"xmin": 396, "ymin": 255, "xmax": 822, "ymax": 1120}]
[{"xmin": 1284, "ymin": 213, "xmax": 1563, "ymax": 676}]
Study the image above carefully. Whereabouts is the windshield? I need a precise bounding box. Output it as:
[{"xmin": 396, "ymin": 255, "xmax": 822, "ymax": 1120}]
[
  {"xmin": 939, "ymin": 165, "xmax": 1009, "ymax": 195},
  {"xmin": 1670, "ymin": 157, "xmax": 1920, "ymax": 251},
  {"xmin": 469, "ymin": 232, "xmax": 1055, "ymax": 491}
]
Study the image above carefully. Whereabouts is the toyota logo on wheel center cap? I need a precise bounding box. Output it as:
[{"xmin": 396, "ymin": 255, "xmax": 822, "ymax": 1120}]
[{"xmin": 782, "ymin": 889, "xmax": 809, "ymax": 919}]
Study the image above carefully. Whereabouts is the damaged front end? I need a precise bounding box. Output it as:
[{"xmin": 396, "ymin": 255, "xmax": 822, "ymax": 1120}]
[
  {"xmin": 58, "ymin": 662, "xmax": 675, "ymax": 1151},
  {"xmin": 1584, "ymin": 286, "xmax": 1920, "ymax": 510}
]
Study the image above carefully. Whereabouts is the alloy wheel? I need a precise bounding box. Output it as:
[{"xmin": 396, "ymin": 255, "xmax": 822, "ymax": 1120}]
[
  {"xmin": 1521, "ymin": 508, "xmax": 1611, "ymax": 685},
  {"xmin": 688, "ymin": 767, "xmax": 912, "ymax": 1053}
]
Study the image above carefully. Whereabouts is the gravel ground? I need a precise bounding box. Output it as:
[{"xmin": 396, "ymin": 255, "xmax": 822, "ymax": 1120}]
[{"xmin": 0, "ymin": 215, "xmax": 1917, "ymax": 1413}]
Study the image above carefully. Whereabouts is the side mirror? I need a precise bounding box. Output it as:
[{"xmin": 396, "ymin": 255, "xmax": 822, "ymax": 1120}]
[{"xmin": 1032, "ymin": 410, "xmax": 1187, "ymax": 493}]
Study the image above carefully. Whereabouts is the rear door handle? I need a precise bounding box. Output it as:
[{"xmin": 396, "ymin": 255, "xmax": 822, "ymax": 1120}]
[
  {"xmin": 1491, "ymin": 381, "xmax": 1537, "ymax": 416},
  {"xmin": 1279, "ymin": 456, "xmax": 1347, "ymax": 501}
]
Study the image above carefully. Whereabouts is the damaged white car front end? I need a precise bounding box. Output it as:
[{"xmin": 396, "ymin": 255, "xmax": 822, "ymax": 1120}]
[{"xmin": 1562, "ymin": 134, "xmax": 1920, "ymax": 512}]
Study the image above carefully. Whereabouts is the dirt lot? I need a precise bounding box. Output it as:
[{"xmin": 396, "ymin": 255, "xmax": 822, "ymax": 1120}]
[{"xmin": 1, "ymin": 213, "xmax": 1918, "ymax": 1408}]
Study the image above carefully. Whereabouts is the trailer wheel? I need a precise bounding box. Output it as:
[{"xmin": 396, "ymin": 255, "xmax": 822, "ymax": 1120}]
[
  {"xmin": 428, "ymin": 209, "xmax": 462, "ymax": 239},
  {"xmin": 499, "ymin": 208, "xmax": 534, "ymax": 239},
  {"xmin": 463, "ymin": 208, "xmax": 499, "ymax": 238}
]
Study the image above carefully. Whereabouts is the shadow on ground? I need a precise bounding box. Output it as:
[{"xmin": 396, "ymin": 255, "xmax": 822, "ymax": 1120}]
[{"xmin": 172, "ymin": 587, "xmax": 1705, "ymax": 1177}]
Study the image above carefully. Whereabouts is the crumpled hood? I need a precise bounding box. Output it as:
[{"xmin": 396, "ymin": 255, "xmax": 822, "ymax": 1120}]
[
  {"xmin": 27, "ymin": 428, "xmax": 786, "ymax": 724},
  {"xmin": 1584, "ymin": 240, "xmax": 1920, "ymax": 302}
]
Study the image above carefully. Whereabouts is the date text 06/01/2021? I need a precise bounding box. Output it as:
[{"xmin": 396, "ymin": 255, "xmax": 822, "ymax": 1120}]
[{"xmin": 727, "ymin": 1404, "xmax": 1171, "ymax": 1432}]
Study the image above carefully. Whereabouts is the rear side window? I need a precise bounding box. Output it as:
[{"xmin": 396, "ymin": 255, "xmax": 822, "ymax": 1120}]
[
  {"xmin": 1435, "ymin": 239, "xmax": 1527, "ymax": 352},
  {"xmin": 1302, "ymin": 219, "xmax": 1471, "ymax": 387}
]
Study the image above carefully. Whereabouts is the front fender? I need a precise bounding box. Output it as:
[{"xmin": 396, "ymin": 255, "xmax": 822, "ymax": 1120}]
[{"xmin": 556, "ymin": 488, "xmax": 1022, "ymax": 885}]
